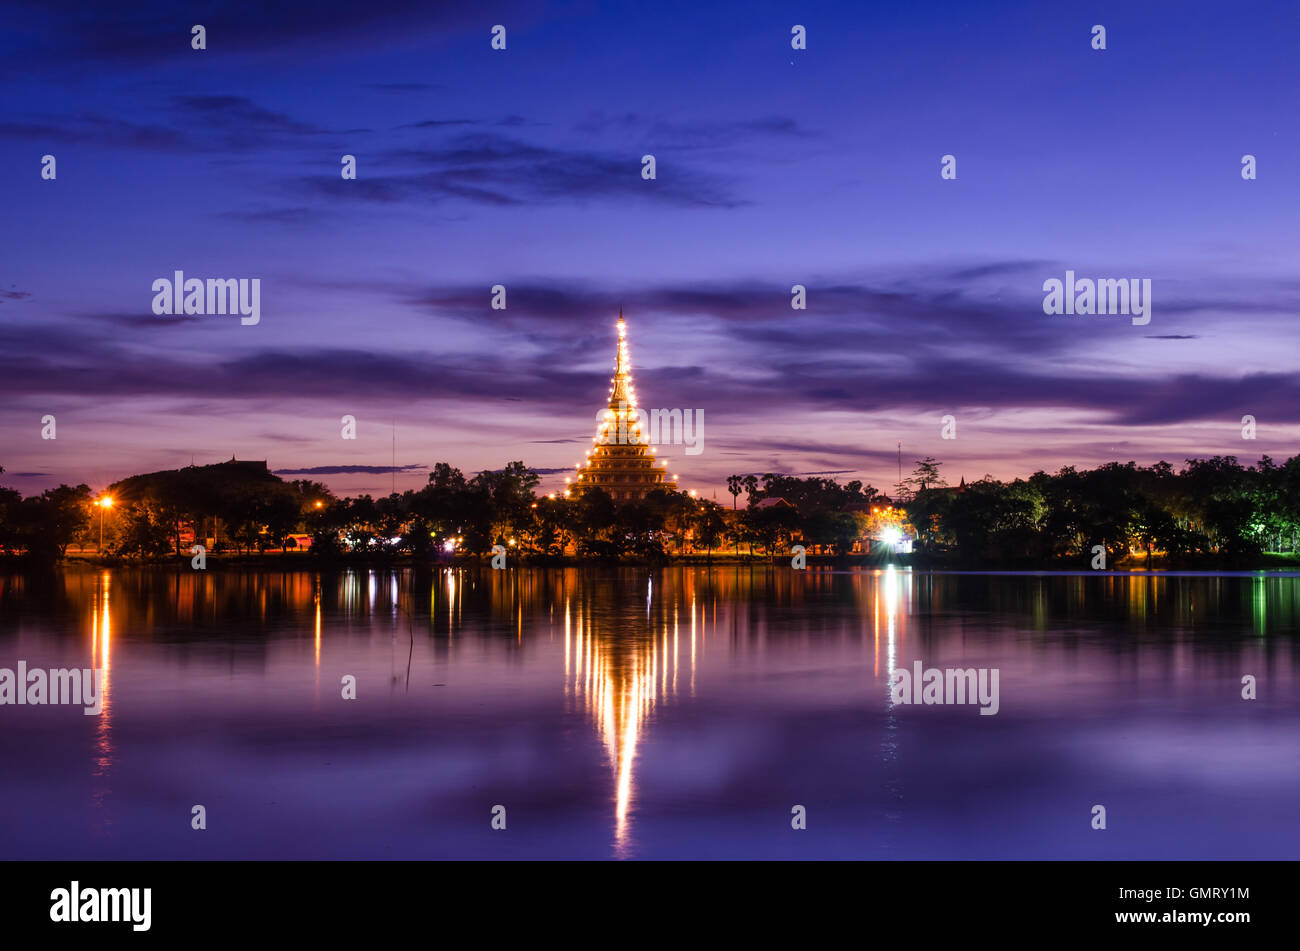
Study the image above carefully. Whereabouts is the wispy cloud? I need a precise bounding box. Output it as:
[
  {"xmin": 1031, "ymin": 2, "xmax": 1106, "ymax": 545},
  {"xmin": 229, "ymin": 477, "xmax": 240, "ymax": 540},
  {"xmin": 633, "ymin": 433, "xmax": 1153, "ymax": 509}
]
[
  {"xmin": 0, "ymin": 115, "xmax": 189, "ymax": 150},
  {"xmin": 289, "ymin": 130, "xmax": 747, "ymax": 208},
  {"xmin": 275, "ymin": 464, "xmax": 425, "ymax": 475}
]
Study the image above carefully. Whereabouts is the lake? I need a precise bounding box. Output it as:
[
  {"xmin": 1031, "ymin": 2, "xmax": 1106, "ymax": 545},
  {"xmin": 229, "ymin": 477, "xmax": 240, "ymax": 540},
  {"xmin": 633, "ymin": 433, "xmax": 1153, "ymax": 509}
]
[{"xmin": 1, "ymin": 565, "xmax": 1297, "ymax": 859}]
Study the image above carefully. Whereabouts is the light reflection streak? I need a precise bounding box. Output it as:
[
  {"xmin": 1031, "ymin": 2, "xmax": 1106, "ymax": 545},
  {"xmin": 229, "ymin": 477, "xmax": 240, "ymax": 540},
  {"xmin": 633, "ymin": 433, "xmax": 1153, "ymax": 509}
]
[
  {"xmin": 447, "ymin": 570, "xmax": 456, "ymax": 633},
  {"xmin": 673, "ymin": 611, "xmax": 678, "ymax": 696},
  {"xmin": 563, "ymin": 581, "xmax": 695, "ymax": 857},
  {"xmin": 90, "ymin": 572, "xmax": 114, "ymax": 830},
  {"xmin": 314, "ymin": 585, "xmax": 321, "ymax": 668},
  {"xmin": 690, "ymin": 597, "xmax": 696, "ymax": 696},
  {"xmin": 878, "ymin": 567, "xmax": 907, "ymax": 841}
]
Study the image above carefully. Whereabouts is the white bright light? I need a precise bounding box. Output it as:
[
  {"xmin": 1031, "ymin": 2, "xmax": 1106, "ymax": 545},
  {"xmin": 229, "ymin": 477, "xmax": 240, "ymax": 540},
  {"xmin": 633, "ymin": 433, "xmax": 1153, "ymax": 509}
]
[{"xmin": 881, "ymin": 526, "xmax": 902, "ymax": 545}]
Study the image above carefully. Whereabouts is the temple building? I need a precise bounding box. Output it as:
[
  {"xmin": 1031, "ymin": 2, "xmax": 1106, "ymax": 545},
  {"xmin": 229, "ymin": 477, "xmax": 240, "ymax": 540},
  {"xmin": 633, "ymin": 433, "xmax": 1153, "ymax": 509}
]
[{"xmin": 569, "ymin": 311, "xmax": 678, "ymax": 502}]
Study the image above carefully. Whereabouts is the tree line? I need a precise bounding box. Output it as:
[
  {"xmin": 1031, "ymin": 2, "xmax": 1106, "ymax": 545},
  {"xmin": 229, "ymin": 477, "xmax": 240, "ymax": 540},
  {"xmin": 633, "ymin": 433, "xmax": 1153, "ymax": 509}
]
[
  {"xmin": 3, "ymin": 453, "xmax": 1299, "ymax": 566},
  {"xmin": 906, "ymin": 455, "xmax": 1300, "ymax": 565}
]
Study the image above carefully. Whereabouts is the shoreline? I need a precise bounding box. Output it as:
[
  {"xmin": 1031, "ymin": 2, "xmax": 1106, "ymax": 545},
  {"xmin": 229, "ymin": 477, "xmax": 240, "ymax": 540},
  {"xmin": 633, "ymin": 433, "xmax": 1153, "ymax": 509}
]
[{"xmin": 7, "ymin": 551, "xmax": 1299, "ymax": 573}]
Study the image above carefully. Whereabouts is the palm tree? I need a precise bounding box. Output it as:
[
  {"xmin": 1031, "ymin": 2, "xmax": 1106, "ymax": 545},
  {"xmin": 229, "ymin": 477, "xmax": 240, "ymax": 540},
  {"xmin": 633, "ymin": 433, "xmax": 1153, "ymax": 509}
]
[{"xmin": 726, "ymin": 475, "xmax": 743, "ymax": 510}]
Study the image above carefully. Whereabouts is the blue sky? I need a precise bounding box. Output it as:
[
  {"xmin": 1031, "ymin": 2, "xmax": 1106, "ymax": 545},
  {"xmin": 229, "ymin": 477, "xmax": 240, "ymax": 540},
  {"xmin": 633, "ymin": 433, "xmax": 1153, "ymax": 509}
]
[{"xmin": 1, "ymin": 0, "xmax": 1297, "ymax": 498}]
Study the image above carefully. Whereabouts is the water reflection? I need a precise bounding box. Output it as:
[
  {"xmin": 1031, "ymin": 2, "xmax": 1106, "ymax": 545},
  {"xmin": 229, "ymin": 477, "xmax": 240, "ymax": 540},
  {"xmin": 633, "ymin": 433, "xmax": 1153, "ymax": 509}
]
[
  {"xmin": 0, "ymin": 565, "xmax": 1296, "ymax": 859},
  {"xmin": 90, "ymin": 571, "xmax": 113, "ymax": 831},
  {"xmin": 877, "ymin": 567, "xmax": 909, "ymax": 844},
  {"xmin": 314, "ymin": 583, "xmax": 321, "ymax": 668},
  {"xmin": 561, "ymin": 582, "xmax": 694, "ymax": 854},
  {"xmin": 566, "ymin": 603, "xmax": 652, "ymax": 852}
]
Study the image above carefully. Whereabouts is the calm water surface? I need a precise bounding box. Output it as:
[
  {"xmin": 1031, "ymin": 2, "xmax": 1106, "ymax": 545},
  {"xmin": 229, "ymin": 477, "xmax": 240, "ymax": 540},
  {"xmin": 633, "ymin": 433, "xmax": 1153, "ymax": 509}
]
[{"xmin": 1, "ymin": 566, "xmax": 1297, "ymax": 859}]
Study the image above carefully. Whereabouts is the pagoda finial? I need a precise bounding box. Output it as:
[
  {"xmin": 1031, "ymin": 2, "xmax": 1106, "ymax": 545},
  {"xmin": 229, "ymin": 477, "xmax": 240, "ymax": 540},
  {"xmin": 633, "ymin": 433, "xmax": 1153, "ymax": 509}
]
[{"xmin": 610, "ymin": 306, "xmax": 632, "ymax": 406}]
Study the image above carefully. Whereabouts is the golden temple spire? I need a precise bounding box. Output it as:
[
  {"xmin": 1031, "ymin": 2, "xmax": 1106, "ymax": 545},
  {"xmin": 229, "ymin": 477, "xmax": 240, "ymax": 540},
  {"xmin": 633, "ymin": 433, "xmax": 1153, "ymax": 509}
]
[
  {"xmin": 611, "ymin": 308, "xmax": 632, "ymax": 408},
  {"xmin": 573, "ymin": 308, "xmax": 676, "ymax": 502}
]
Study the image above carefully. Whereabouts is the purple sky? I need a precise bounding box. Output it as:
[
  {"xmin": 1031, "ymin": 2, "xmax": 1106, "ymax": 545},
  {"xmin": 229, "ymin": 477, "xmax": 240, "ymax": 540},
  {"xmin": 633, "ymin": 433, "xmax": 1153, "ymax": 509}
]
[{"xmin": 1, "ymin": 0, "xmax": 1297, "ymax": 499}]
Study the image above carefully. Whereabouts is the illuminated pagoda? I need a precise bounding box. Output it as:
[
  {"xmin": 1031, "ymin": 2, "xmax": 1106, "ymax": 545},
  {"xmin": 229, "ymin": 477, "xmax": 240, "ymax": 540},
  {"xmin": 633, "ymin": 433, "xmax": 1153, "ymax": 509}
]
[{"xmin": 569, "ymin": 310, "xmax": 677, "ymax": 502}]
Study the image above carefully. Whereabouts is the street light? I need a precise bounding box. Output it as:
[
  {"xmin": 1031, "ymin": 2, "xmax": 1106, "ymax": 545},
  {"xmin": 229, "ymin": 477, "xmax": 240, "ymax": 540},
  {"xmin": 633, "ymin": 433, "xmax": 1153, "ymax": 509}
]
[{"xmin": 97, "ymin": 496, "xmax": 113, "ymax": 553}]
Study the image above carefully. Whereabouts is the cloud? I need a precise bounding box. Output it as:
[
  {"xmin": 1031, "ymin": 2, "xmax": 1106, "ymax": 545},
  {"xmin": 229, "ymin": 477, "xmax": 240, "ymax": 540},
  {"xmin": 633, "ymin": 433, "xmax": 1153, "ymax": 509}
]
[
  {"xmin": 572, "ymin": 112, "xmax": 814, "ymax": 148},
  {"xmin": 943, "ymin": 260, "xmax": 1055, "ymax": 282},
  {"xmin": 275, "ymin": 464, "xmax": 425, "ymax": 475},
  {"xmin": 168, "ymin": 95, "xmax": 367, "ymax": 151},
  {"xmin": 0, "ymin": 95, "xmax": 356, "ymax": 155},
  {"xmin": 396, "ymin": 119, "xmax": 478, "ymax": 129},
  {"xmin": 172, "ymin": 95, "xmax": 324, "ymax": 135},
  {"xmin": 0, "ymin": 115, "xmax": 190, "ymax": 151},
  {"xmin": 7, "ymin": 263, "xmax": 1300, "ymax": 435},
  {"xmin": 293, "ymin": 131, "xmax": 746, "ymax": 208},
  {"xmin": 0, "ymin": 0, "xmax": 522, "ymax": 72},
  {"xmin": 739, "ymin": 440, "xmax": 906, "ymax": 465}
]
